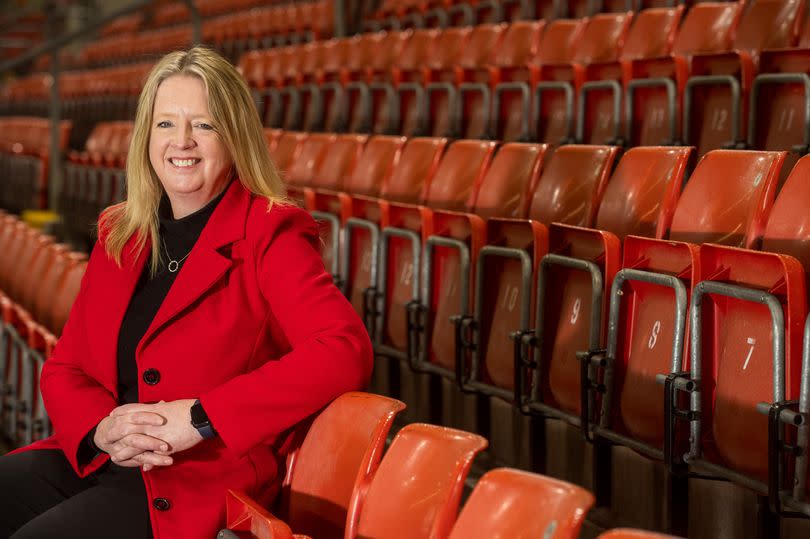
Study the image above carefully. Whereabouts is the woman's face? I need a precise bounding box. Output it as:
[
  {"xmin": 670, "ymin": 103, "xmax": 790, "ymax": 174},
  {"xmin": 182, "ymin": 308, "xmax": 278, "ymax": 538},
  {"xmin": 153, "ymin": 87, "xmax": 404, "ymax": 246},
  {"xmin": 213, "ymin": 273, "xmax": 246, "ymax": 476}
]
[{"xmin": 149, "ymin": 74, "xmax": 233, "ymax": 218}]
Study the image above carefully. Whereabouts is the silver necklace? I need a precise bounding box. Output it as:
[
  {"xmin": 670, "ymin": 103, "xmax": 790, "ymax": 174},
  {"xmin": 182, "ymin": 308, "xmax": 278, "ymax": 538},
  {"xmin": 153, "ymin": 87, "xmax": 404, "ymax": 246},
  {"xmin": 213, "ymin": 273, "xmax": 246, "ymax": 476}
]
[{"xmin": 162, "ymin": 238, "xmax": 191, "ymax": 273}]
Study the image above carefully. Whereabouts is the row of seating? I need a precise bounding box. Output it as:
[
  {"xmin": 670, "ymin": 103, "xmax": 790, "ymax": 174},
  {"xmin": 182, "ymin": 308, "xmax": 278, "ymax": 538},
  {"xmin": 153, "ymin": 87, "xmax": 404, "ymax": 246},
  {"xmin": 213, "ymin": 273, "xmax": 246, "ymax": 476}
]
[
  {"xmin": 264, "ymin": 127, "xmax": 810, "ymax": 533},
  {"xmin": 238, "ymin": 1, "xmax": 810, "ymax": 160},
  {"xmin": 60, "ymin": 121, "xmax": 131, "ymax": 250},
  {"xmin": 219, "ymin": 390, "xmax": 672, "ymax": 539},
  {"xmin": 0, "ymin": 210, "xmax": 87, "ymax": 447},
  {"xmin": 77, "ymin": 0, "xmax": 334, "ymax": 68},
  {"xmin": 0, "ymin": 117, "xmax": 72, "ymax": 213},
  {"xmin": 364, "ymin": 0, "xmax": 680, "ymax": 30}
]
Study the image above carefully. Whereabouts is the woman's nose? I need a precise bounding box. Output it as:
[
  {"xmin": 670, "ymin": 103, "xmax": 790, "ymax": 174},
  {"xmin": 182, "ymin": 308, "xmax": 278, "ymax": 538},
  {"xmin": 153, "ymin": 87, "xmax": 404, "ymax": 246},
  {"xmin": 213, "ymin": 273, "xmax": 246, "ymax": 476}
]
[{"xmin": 172, "ymin": 123, "xmax": 194, "ymax": 148}]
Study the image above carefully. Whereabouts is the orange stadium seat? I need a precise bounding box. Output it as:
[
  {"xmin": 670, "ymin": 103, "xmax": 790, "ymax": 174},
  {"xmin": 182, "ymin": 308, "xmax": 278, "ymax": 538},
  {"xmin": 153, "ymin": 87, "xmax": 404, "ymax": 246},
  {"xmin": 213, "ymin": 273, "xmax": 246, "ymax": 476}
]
[
  {"xmin": 338, "ymin": 138, "xmax": 448, "ymax": 363},
  {"xmin": 683, "ymin": 0, "xmax": 804, "ymax": 156},
  {"xmin": 407, "ymin": 142, "xmax": 548, "ymax": 409},
  {"xmin": 223, "ymin": 392, "xmax": 405, "ymax": 539},
  {"xmin": 452, "ymin": 144, "xmax": 619, "ymax": 465},
  {"xmin": 624, "ymin": 1, "xmax": 742, "ymax": 147},
  {"xmin": 348, "ymin": 423, "xmax": 487, "ymax": 539},
  {"xmin": 448, "ymin": 468, "xmax": 595, "ymax": 539}
]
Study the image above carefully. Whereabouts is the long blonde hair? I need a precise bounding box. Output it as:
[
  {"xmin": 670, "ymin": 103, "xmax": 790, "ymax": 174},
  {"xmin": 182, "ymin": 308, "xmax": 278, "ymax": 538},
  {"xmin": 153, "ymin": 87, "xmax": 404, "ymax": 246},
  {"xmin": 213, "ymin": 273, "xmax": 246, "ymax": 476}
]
[{"xmin": 99, "ymin": 46, "xmax": 287, "ymax": 272}]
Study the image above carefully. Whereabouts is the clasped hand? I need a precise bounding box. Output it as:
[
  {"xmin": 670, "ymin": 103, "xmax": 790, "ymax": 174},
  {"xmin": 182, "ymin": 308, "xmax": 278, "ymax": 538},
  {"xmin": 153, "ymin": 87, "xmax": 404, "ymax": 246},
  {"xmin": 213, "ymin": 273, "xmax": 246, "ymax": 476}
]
[{"xmin": 92, "ymin": 399, "xmax": 202, "ymax": 471}]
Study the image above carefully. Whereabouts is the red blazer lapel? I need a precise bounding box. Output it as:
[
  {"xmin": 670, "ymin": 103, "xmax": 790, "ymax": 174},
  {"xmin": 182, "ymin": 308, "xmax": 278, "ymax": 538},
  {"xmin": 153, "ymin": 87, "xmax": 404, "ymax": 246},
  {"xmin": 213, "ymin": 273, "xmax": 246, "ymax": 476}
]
[{"xmin": 136, "ymin": 180, "xmax": 252, "ymax": 356}]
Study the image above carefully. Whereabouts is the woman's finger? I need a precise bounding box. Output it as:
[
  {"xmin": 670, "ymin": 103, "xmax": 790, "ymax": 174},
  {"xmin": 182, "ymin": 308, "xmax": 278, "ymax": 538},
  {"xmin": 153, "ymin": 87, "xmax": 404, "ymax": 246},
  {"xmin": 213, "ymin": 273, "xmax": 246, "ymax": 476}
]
[{"xmin": 120, "ymin": 433, "xmax": 170, "ymax": 453}]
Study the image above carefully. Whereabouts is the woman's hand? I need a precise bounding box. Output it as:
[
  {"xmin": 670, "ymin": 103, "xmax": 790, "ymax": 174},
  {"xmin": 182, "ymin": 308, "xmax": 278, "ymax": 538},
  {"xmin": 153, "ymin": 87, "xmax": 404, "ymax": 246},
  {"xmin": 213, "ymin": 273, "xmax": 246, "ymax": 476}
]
[
  {"xmin": 94, "ymin": 406, "xmax": 174, "ymax": 470},
  {"xmin": 111, "ymin": 399, "xmax": 204, "ymax": 457}
]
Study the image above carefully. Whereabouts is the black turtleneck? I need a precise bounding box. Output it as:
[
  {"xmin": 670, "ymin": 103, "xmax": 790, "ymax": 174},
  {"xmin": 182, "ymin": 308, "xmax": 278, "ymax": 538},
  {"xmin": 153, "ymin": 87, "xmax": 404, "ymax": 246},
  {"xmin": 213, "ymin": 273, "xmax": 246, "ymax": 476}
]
[{"xmin": 116, "ymin": 189, "xmax": 226, "ymax": 404}]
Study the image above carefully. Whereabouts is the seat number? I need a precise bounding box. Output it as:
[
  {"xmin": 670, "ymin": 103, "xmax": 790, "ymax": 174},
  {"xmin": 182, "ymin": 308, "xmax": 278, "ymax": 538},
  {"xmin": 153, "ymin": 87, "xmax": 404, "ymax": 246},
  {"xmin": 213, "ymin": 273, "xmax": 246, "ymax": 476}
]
[
  {"xmin": 743, "ymin": 337, "xmax": 756, "ymax": 370},
  {"xmin": 501, "ymin": 285, "xmax": 519, "ymax": 312},
  {"xmin": 400, "ymin": 262, "xmax": 413, "ymax": 286},
  {"xmin": 710, "ymin": 108, "xmax": 728, "ymax": 132},
  {"xmin": 777, "ymin": 108, "xmax": 796, "ymax": 133},
  {"xmin": 648, "ymin": 320, "xmax": 662, "ymax": 350},
  {"xmin": 570, "ymin": 298, "xmax": 581, "ymax": 325}
]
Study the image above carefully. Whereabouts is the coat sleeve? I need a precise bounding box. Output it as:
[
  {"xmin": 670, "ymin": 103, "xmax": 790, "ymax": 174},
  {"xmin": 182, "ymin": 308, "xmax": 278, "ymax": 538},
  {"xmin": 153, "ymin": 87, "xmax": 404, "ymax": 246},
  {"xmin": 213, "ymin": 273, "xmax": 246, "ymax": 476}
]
[
  {"xmin": 200, "ymin": 204, "xmax": 374, "ymax": 457},
  {"xmin": 39, "ymin": 243, "xmax": 116, "ymax": 476}
]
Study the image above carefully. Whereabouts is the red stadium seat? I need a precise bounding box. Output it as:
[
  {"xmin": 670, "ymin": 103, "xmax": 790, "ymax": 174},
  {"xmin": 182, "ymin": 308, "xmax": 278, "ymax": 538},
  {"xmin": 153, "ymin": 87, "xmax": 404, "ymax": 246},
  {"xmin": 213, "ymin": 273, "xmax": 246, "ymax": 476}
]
[
  {"xmin": 683, "ymin": 0, "xmax": 804, "ymax": 156},
  {"xmin": 348, "ymin": 423, "xmax": 487, "ymax": 539},
  {"xmin": 448, "ymin": 468, "xmax": 595, "ymax": 539},
  {"xmin": 224, "ymin": 392, "xmax": 405, "ymax": 539},
  {"xmin": 270, "ymin": 131, "xmax": 308, "ymax": 173},
  {"xmin": 625, "ymin": 1, "xmax": 743, "ymax": 147}
]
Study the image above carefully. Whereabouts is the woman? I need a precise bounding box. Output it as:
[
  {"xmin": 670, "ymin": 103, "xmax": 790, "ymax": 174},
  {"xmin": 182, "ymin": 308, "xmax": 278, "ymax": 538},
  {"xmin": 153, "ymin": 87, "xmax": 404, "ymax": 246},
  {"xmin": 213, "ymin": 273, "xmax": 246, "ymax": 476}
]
[{"xmin": 0, "ymin": 47, "xmax": 373, "ymax": 538}]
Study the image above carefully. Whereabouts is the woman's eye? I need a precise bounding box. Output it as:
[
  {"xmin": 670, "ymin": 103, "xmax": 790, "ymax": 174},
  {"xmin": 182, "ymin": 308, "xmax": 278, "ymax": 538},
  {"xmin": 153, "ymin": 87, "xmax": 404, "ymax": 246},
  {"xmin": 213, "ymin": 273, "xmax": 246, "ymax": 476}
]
[
  {"xmin": 197, "ymin": 123, "xmax": 214, "ymax": 130},
  {"xmin": 156, "ymin": 120, "xmax": 172, "ymax": 128}
]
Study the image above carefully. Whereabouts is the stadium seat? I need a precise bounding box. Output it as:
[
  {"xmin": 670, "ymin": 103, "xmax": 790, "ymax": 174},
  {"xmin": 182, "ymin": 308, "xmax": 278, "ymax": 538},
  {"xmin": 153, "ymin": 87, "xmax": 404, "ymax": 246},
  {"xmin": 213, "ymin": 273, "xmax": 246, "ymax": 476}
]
[
  {"xmin": 339, "ymin": 137, "xmax": 448, "ymax": 346},
  {"xmin": 682, "ymin": 0, "xmax": 804, "ymax": 156},
  {"xmin": 306, "ymin": 135, "xmax": 407, "ymax": 283},
  {"xmin": 223, "ymin": 392, "xmax": 406, "ymax": 539},
  {"xmin": 575, "ymin": 6, "xmax": 684, "ymax": 145},
  {"xmin": 447, "ymin": 468, "xmax": 595, "ymax": 539},
  {"xmin": 348, "ymin": 423, "xmax": 487, "ymax": 539},
  {"xmin": 624, "ymin": 1, "xmax": 742, "ymax": 147}
]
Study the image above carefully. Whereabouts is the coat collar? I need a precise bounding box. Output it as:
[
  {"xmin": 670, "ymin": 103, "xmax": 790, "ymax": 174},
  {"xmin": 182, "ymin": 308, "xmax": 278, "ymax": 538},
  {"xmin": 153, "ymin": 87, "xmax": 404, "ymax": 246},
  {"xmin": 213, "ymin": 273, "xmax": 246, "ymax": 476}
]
[{"xmin": 104, "ymin": 180, "xmax": 253, "ymax": 370}]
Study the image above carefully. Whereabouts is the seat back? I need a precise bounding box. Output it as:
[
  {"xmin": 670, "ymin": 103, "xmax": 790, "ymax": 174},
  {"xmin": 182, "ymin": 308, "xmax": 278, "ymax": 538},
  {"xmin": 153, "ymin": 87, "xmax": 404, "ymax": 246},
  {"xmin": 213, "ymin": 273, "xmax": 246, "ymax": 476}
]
[
  {"xmin": 527, "ymin": 145, "xmax": 620, "ymax": 227},
  {"xmin": 341, "ymin": 135, "xmax": 407, "ymax": 198},
  {"xmin": 271, "ymin": 131, "xmax": 308, "ymax": 172},
  {"xmin": 572, "ymin": 12, "xmax": 634, "ymax": 66},
  {"xmin": 285, "ymin": 133, "xmax": 337, "ymax": 187},
  {"xmin": 426, "ymin": 26, "xmax": 472, "ymax": 79},
  {"xmin": 395, "ymin": 28, "xmax": 441, "ymax": 82},
  {"xmin": 308, "ymin": 134, "xmax": 368, "ymax": 191},
  {"xmin": 619, "ymin": 6, "xmax": 684, "ymax": 62},
  {"xmin": 668, "ymin": 150, "xmax": 785, "ymax": 248},
  {"xmin": 534, "ymin": 19, "xmax": 585, "ymax": 66},
  {"xmin": 458, "ymin": 23, "xmax": 507, "ymax": 77},
  {"xmin": 350, "ymin": 424, "xmax": 487, "ymax": 539},
  {"xmin": 284, "ymin": 392, "xmax": 405, "ymax": 539},
  {"xmin": 761, "ymin": 153, "xmax": 810, "ymax": 274},
  {"xmin": 380, "ymin": 137, "xmax": 449, "ymax": 204},
  {"xmin": 492, "ymin": 21, "xmax": 544, "ymax": 73},
  {"xmin": 732, "ymin": 0, "xmax": 803, "ymax": 56},
  {"xmin": 595, "ymin": 146, "xmax": 693, "ymax": 240},
  {"xmin": 422, "ymin": 139, "xmax": 499, "ymax": 212},
  {"xmin": 447, "ymin": 468, "xmax": 595, "ymax": 539},
  {"xmin": 474, "ymin": 143, "xmax": 549, "ymax": 220},
  {"xmin": 670, "ymin": 1, "xmax": 742, "ymax": 57}
]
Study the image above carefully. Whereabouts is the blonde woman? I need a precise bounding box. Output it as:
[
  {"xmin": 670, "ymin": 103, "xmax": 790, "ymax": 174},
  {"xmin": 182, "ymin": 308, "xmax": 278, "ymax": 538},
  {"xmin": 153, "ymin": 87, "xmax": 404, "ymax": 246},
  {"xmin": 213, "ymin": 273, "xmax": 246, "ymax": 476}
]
[{"xmin": 0, "ymin": 47, "xmax": 373, "ymax": 539}]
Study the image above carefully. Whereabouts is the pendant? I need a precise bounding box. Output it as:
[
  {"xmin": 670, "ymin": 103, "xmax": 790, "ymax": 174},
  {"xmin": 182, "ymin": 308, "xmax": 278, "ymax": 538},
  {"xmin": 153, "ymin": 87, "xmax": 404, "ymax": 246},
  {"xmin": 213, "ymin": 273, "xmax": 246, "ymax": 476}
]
[{"xmin": 168, "ymin": 260, "xmax": 180, "ymax": 273}]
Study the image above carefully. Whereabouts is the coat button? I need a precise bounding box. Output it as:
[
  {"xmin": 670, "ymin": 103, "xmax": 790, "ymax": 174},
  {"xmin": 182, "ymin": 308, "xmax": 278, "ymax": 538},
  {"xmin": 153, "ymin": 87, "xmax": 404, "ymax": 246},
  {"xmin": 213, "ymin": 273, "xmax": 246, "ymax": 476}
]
[
  {"xmin": 153, "ymin": 497, "xmax": 171, "ymax": 511},
  {"xmin": 142, "ymin": 368, "xmax": 160, "ymax": 385}
]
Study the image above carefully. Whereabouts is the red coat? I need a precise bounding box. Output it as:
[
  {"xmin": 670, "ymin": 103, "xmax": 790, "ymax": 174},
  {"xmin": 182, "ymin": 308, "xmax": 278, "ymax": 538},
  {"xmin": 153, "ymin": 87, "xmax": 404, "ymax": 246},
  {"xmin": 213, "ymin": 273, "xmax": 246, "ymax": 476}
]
[{"xmin": 19, "ymin": 180, "xmax": 374, "ymax": 538}]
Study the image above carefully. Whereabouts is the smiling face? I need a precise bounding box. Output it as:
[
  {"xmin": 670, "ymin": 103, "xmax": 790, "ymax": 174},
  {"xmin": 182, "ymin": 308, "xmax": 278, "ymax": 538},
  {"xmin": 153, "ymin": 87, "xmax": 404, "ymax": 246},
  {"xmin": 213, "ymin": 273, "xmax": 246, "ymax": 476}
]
[{"xmin": 148, "ymin": 74, "xmax": 234, "ymax": 218}]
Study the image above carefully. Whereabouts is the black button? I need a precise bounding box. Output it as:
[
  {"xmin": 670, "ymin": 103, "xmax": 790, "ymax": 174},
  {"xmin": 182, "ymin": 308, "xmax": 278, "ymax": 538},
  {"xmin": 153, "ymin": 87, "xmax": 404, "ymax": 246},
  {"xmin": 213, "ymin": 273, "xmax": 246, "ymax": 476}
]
[
  {"xmin": 142, "ymin": 369, "xmax": 160, "ymax": 385},
  {"xmin": 153, "ymin": 497, "xmax": 171, "ymax": 511}
]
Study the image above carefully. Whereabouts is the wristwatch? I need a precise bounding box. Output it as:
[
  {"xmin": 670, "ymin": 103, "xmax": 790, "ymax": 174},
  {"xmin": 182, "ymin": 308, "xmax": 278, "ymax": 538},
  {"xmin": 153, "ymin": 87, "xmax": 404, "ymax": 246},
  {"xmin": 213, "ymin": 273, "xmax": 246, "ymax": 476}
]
[{"xmin": 190, "ymin": 399, "xmax": 217, "ymax": 440}]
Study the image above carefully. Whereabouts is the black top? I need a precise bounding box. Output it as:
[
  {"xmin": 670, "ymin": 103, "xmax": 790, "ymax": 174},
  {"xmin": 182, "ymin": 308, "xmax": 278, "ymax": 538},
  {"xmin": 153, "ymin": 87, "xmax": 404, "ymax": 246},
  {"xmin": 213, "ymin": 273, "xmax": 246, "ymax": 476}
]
[{"xmin": 116, "ymin": 189, "xmax": 226, "ymax": 404}]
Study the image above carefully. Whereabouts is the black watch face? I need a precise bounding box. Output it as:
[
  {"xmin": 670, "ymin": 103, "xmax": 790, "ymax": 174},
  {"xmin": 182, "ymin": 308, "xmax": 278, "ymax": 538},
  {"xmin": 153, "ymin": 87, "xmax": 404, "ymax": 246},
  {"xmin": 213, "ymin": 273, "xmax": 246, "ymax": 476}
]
[{"xmin": 191, "ymin": 403, "xmax": 208, "ymax": 427}]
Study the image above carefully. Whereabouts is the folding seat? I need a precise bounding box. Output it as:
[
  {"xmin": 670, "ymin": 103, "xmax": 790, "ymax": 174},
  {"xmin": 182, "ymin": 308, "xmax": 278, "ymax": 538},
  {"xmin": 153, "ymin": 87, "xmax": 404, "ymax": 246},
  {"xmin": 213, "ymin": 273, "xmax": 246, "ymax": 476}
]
[
  {"xmin": 573, "ymin": 6, "xmax": 683, "ymax": 146},
  {"xmin": 407, "ymin": 143, "xmax": 549, "ymax": 421},
  {"xmin": 222, "ymin": 392, "xmax": 405, "ymax": 539},
  {"xmin": 488, "ymin": 20, "xmax": 545, "ymax": 141},
  {"xmin": 338, "ymin": 137, "xmax": 448, "ymax": 329},
  {"xmin": 448, "ymin": 145, "xmax": 618, "ymax": 467},
  {"xmin": 370, "ymin": 140, "xmax": 497, "ymax": 372},
  {"xmin": 682, "ymin": 0, "xmax": 804, "ymax": 156},
  {"xmin": 447, "ymin": 468, "xmax": 595, "ymax": 539},
  {"xmin": 523, "ymin": 18, "xmax": 586, "ymax": 144},
  {"xmin": 389, "ymin": 29, "xmax": 442, "ymax": 136},
  {"xmin": 306, "ymin": 136, "xmax": 407, "ymax": 282},
  {"xmin": 295, "ymin": 134, "xmax": 368, "ymax": 276},
  {"xmin": 348, "ymin": 423, "xmax": 487, "ymax": 539},
  {"xmin": 624, "ymin": 1, "xmax": 743, "ymax": 147},
  {"xmin": 426, "ymin": 23, "xmax": 508, "ymax": 139},
  {"xmin": 262, "ymin": 128, "xmax": 283, "ymax": 153}
]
